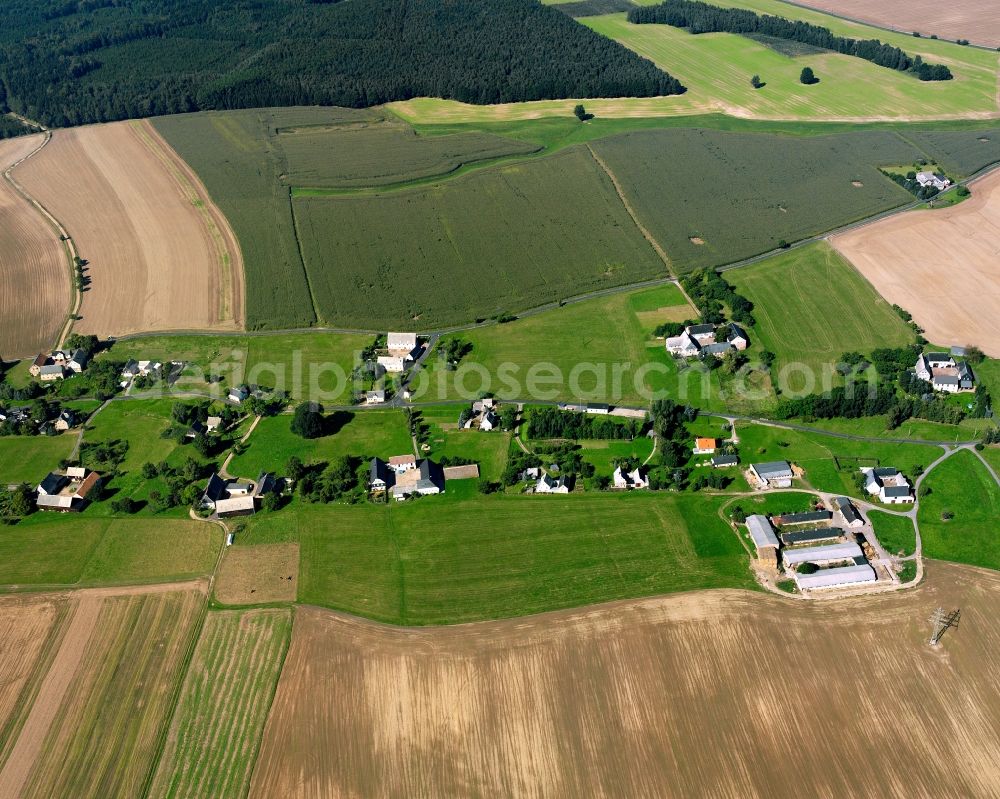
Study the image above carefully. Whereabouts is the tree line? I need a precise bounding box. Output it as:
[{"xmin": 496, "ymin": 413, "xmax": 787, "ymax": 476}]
[
  {"xmin": 525, "ymin": 407, "xmax": 644, "ymax": 440},
  {"xmin": 629, "ymin": 0, "xmax": 953, "ymax": 80},
  {"xmin": 0, "ymin": 0, "xmax": 685, "ymax": 128}
]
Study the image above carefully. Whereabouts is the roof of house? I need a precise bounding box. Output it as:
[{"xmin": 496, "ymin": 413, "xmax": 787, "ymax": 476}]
[
  {"xmin": 728, "ymin": 322, "xmax": 748, "ymax": 339},
  {"xmin": 926, "ymin": 352, "xmax": 952, "ymax": 362},
  {"xmin": 389, "ymin": 454, "xmax": 416, "ymax": 467},
  {"xmin": 32, "ymin": 353, "xmax": 48, "ymax": 367},
  {"xmin": 69, "ymin": 349, "xmax": 88, "ymax": 364},
  {"xmin": 38, "ymin": 472, "xmax": 67, "ymax": 494},
  {"xmin": 37, "ymin": 493, "xmax": 73, "ymax": 509},
  {"xmin": 934, "ymin": 374, "xmax": 960, "ymax": 386},
  {"xmin": 203, "ymin": 473, "xmax": 228, "ymax": 503},
  {"xmin": 688, "ymin": 324, "xmax": 715, "ymax": 335},
  {"xmin": 482, "ymin": 410, "xmax": 500, "ymax": 427},
  {"xmin": 711, "ymin": 454, "xmax": 739, "ymax": 466},
  {"xmin": 752, "ymin": 461, "xmax": 793, "ymax": 479},
  {"xmin": 369, "ymin": 457, "xmax": 393, "ymax": 486},
  {"xmin": 695, "ymin": 438, "xmax": 717, "ymax": 449},
  {"xmin": 783, "ymin": 542, "xmax": 863, "ymax": 566},
  {"xmin": 780, "ymin": 527, "xmax": 844, "ymax": 546},
  {"xmin": 215, "ymin": 495, "xmax": 257, "ymax": 515},
  {"xmin": 746, "ymin": 514, "xmax": 779, "ymax": 549},
  {"xmin": 75, "ymin": 471, "xmax": 101, "ymax": 499},
  {"xmin": 795, "ymin": 563, "xmax": 876, "ymax": 590},
  {"xmin": 66, "ymin": 466, "xmax": 86, "ymax": 479},
  {"xmin": 39, "ymin": 365, "xmax": 64, "ymax": 376},
  {"xmin": 872, "ymin": 467, "xmax": 899, "ymax": 478},
  {"xmin": 702, "ymin": 342, "xmax": 733, "ymax": 355},
  {"xmin": 773, "ymin": 510, "xmax": 833, "ymax": 525},
  {"xmin": 835, "ymin": 497, "xmax": 863, "ymax": 525},
  {"xmin": 883, "ymin": 485, "xmax": 913, "ymax": 498}
]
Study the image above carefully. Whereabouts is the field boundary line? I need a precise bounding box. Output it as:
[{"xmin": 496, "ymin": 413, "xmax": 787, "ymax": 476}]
[
  {"xmin": 2, "ymin": 127, "xmax": 82, "ymax": 351},
  {"xmin": 287, "ymin": 191, "xmax": 324, "ymax": 327}
]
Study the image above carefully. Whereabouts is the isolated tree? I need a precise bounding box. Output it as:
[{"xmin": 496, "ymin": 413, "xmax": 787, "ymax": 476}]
[
  {"xmin": 573, "ymin": 104, "xmax": 588, "ymax": 121},
  {"xmin": 799, "ymin": 66, "xmax": 818, "ymax": 85},
  {"xmin": 291, "ymin": 402, "xmax": 325, "ymax": 439},
  {"xmin": 285, "ymin": 455, "xmax": 305, "ymax": 481},
  {"xmin": 750, "ymin": 74, "xmax": 763, "ymax": 89}
]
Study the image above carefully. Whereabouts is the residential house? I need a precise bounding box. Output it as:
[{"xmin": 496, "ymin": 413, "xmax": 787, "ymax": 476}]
[
  {"xmin": 50, "ymin": 350, "xmax": 68, "ymax": 366},
  {"xmin": 36, "ymin": 469, "xmax": 101, "ymax": 512},
  {"xmin": 535, "ymin": 471, "xmax": 571, "ymax": 494},
  {"xmin": 693, "ymin": 438, "xmax": 718, "ymax": 455},
  {"xmin": 728, "ymin": 323, "xmax": 749, "ymax": 351},
  {"xmin": 38, "ymin": 364, "xmax": 65, "ymax": 381},
  {"xmin": 206, "ymin": 416, "xmax": 223, "ymax": 432},
  {"xmin": 376, "ymin": 355, "xmax": 408, "ymax": 373},
  {"xmin": 915, "ymin": 171, "xmax": 951, "ymax": 192},
  {"xmin": 228, "ymin": 385, "xmax": 249, "ymax": 404},
  {"xmin": 711, "ymin": 454, "xmax": 739, "ymax": 468},
  {"xmin": 54, "ymin": 410, "xmax": 76, "ymax": 432},
  {"xmin": 369, "ymin": 458, "xmax": 394, "ymax": 492},
  {"xmin": 201, "ymin": 472, "xmax": 274, "ymax": 517},
  {"xmin": 29, "ymin": 353, "xmax": 48, "ymax": 377},
  {"xmin": 388, "ymin": 454, "xmax": 417, "ymax": 473},
  {"xmin": 915, "ymin": 352, "xmax": 975, "ymax": 393},
  {"xmin": 687, "ymin": 324, "xmax": 716, "ymax": 343},
  {"xmin": 66, "ymin": 349, "xmax": 89, "ymax": 374},
  {"xmin": 586, "ymin": 403, "xmax": 610, "ymax": 415},
  {"xmin": 745, "ymin": 514, "xmax": 780, "ymax": 569},
  {"xmin": 480, "ymin": 410, "xmax": 500, "ymax": 431},
  {"xmin": 834, "ymin": 496, "xmax": 865, "ymax": 529},
  {"xmin": 612, "ymin": 466, "xmax": 648, "ymax": 490},
  {"xmin": 518, "ymin": 467, "xmax": 541, "ymax": 482},
  {"xmin": 472, "ymin": 398, "xmax": 495, "ymax": 414},
  {"xmin": 750, "ymin": 461, "xmax": 794, "ymax": 489},
  {"xmin": 665, "ymin": 331, "xmax": 702, "ymax": 357},
  {"xmin": 365, "ymin": 389, "xmax": 386, "ymax": 405},
  {"xmin": 390, "ymin": 460, "xmax": 445, "ymax": 501},
  {"xmin": 387, "ymin": 332, "xmax": 418, "ymax": 352},
  {"xmin": 862, "ymin": 467, "xmax": 913, "ymax": 504}
]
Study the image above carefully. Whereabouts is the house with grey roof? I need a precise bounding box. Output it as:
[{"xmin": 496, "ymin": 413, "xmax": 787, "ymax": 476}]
[
  {"xmin": 915, "ymin": 171, "xmax": 951, "ymax": 192},
  {"xmin": 711, "ymin": 454, "xmax": 739, "ymax": 468},
  {"xmin": 390, "ymin": 459, "xmax": 445, "ymax": 501},
  {"xmin": 201, "ymin": 472, "xmax": 273, "ymax": 517},
  {"xmin": 862, "ymin": 467, "xmax": 913, "ymax": 504},
  {"xmin": 915, "ymin": 352, "xmax": 975, "ymax": 393},
  {"xmin": 834, "ymin": 496, "xmax": 865, "ymax": 528},
  {"xmin": 666, "ymin": 322, "xmax": 749, "ymax": 359},
  {"xmin": 38, "ymin": 364, "xmax": 65, "ymax": 381},
  {"xmin": 772, "ymin": 509, "xmax": 832, "ymax": 526},
  {"xmin": 67, "ymin": 349, "xmax": 89, "ymax": 374},
  {"xmin": 535, "ymin": 471, "xmax": 571, "ymax": 494},
  {"xmin": 749, "ymin": 461, "xmax": 794, "ymax": 489}
]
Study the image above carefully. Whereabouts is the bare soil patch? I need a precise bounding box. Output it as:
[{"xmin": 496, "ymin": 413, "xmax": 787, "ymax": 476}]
[
  {"xmin": 0, "ymin": 135, "xmax": 69, "ymax": 360},
  {"xmin": 786, "ymin": 0, "xmax": 1000, "ymax": 47},
  {"xmin": 689, "ymin": 236, "xmax": 705, "ymax": 245},
  {"xmin": 12, "ymin": 120, "xmax": 243, "ymax": 338},
  {"xmin": 832, "ymin": 168, "xmax": 1000, "ymax": 356},
  {"xmin": 253, "ymin": 561, "xmax": 1000, "ymax": 798},
  {"xmin": 215, "ymin": 543, "xmax": 299, "ymax": 605},
  {"xmin": 852, "ymin": 180, "xmax": 864, "ymax": 187}
]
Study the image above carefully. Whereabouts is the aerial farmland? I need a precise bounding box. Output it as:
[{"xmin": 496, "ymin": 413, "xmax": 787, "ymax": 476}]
[{"xmin": 1, "ymin": 0, "xmax": 1000, "ymax": 795}]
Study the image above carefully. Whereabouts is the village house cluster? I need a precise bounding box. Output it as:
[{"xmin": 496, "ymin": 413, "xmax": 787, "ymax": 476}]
[
  {"xmin": 369, "ymin": 454, "xmax": 448, "ymax": 500},
  {"xmin": 914, "ymin": 351, "xmax": 975, "ymax": 393},
  {"xmin": 201, "ymin": 472, "xmax": 278, "ymax": 517},
  {"xmin": 666, "ymin": 322, "xmax": 749, "ymax": 359},
  {"xmin": 29, "ymin": 348, "xmax": 89, "ymax": 381},
  {"xmin": 35, "ymin": 467, "xmax": 102, "ymax": 512}
]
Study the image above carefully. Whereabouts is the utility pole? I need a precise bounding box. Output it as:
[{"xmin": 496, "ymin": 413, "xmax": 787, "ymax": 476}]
[{"xmin": 929, "ymin": 607, "xmax": 961, "ymax": 645}]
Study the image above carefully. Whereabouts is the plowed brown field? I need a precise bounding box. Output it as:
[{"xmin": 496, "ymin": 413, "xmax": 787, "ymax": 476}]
[
  {"xmin": 0, "ymin": 135, "xmax": 69, "ymax": 360},
  {"xmin": 832, "ymin": 169, "xmax": 1000, "ymax": 356},
  {"xmin": 0, "ymin": 585, "xmax": 205, "ymax": 799},
  {"xmin": 786, "ymin": 0, "xmax": 1000, "ymax": 47},
  {"xmin": 13, "ymin": 120, "xmax": 243, "ymax": 338},
  {"xmin": 252, "ymin": 561, "xmax": 1000, "ymax": 799}
]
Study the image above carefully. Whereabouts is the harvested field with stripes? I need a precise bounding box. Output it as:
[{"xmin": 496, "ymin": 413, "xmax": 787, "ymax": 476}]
[
  {"xmin": 0, "ymin": 134, "xmax": 69, "ymax": 360},
  {"xmin": 149, "ymin": 609, "xmax": 292, "ymax": 799},
  {"xmin": 0, "ymin": 585, "xmax": 205, "ymax": 799},
  {"xmin": 251, "ymin": 561, "xmax": 1000, "ymax": 798},
  {"xmin": 12, "ymin": 120, "xmax": 243, "ymax": 338}
]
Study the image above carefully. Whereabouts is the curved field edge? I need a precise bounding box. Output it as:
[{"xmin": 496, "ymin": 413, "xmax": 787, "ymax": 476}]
[
  {"xmin": 148, "ymin": 609, "xmax": 292, "ymax": 799},
  {"xmin": 249, "ymin": 562, "xmax": 1000, "ymax": 798}
]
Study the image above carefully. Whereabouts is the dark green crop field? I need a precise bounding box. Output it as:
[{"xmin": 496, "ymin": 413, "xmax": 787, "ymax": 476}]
[
  {"xmin": 293, "ymin": 146, "xmax": 665, "ymax": 328},
  {"xmin": 591, "ymin": 128, "xmax": 920, "ymax": 272},
  {"xmin": 280, "ymin": 122, "xmax": 540, "ymax": 189},
  {"xmin": 903, "ymin": 127, "xmax": 1000, "ymax": 178}
]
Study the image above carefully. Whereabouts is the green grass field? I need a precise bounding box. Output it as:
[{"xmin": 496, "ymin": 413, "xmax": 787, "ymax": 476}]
[
  {"xmin": 0, "ymin": 434, "xmax": 76, "ymax": 486},
  {"xmin": 238, "ymin": 491, "xmax": 755, "ymax": 624},
  {"xmin": 869, "ymin": 510, "xmax": 916, "ymax": 557},
  {"xmin": 414, "ymin": 283, "xmax": 740, "ymax": 411},
  {"xmin": 293, "ymin": 146, "xmax": 665, "ymax": 328},
  {"xmin": 919, "ymin": 449, "xmax": 1000, "ymax": 570},
  {"xmin": 149, "ymin": 609, "xmax": 292, "ymax": 799},
  {"xmin": 727, "ymin": 242, "xmax": 916, "ymax": 377},
  {"xmin": 228, "ymin": 409, "xmax": 413, "ymax": 477},
  {"xmin": 583, "ymin": 11, "xmax": 996, "ymax": 122},
  {"xmin": 0, "ymin": 515, "xmax": 221, "ymax": 586},
  {"xmin": 104, "ymin": 331, "xmax": 372, "ymax": 403},
  {"xmin": 415, "ymin": 405, "xmax": 512, "ymax": 481}
]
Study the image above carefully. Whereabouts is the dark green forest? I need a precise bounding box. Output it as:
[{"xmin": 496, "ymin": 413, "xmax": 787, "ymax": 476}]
[
  {"xmin": 629, "ymin": 0, "xmax": 953, "ymax": 80},
  {"xmin": 0, "ymin": 0, "xmax": 684, "ymax": 127}
]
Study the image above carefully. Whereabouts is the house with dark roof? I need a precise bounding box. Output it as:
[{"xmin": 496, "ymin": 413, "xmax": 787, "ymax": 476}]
[
  {"xmin": 834, "ymin": 496, "xmax": 865, "ymax": 528},
  {"xmin": 727, "ymin": 323, "xmax": 749, "ymax": 351},
  {"xmin": 772, "ymin": 509, "xmax": 833, "ymax": 526},
  {"xmin": 535, "ymin": 471, "xmax": 571, "ymax": 494},
  {"xmin": 666, "ymin": 322, "xmax": 750, "ymax": 359},
  {"xmin": 915, "ymin": 352, "xmax": 975, "ymax": 393},
  {"xmin": 369, "ymin": 458, "xmax": 393, "ymax": 492},
  {"xmin": 36, "ymin": 469, "xmax": 101, "ymax": 512},
  {"xmin": 390, "ymin": 459, "xmax": 445, "ymax": 501},
  {"xmin": 711, "ymin": 454, "xmax": 739, "ymax": 468},
  {"xmin": 613, "ymin": 466, "xmax": 648, "ymax": 490},
  {"xmin": 54, "ymin": 410, "xmax": 77, "ymax": 431},
  {"xmin": 862, "ymin": 467, "xmax": 913, "ymax": 504},
  {"xmin": 67, "ymin": 349, "xmax": 89, "ymax": 374}
]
